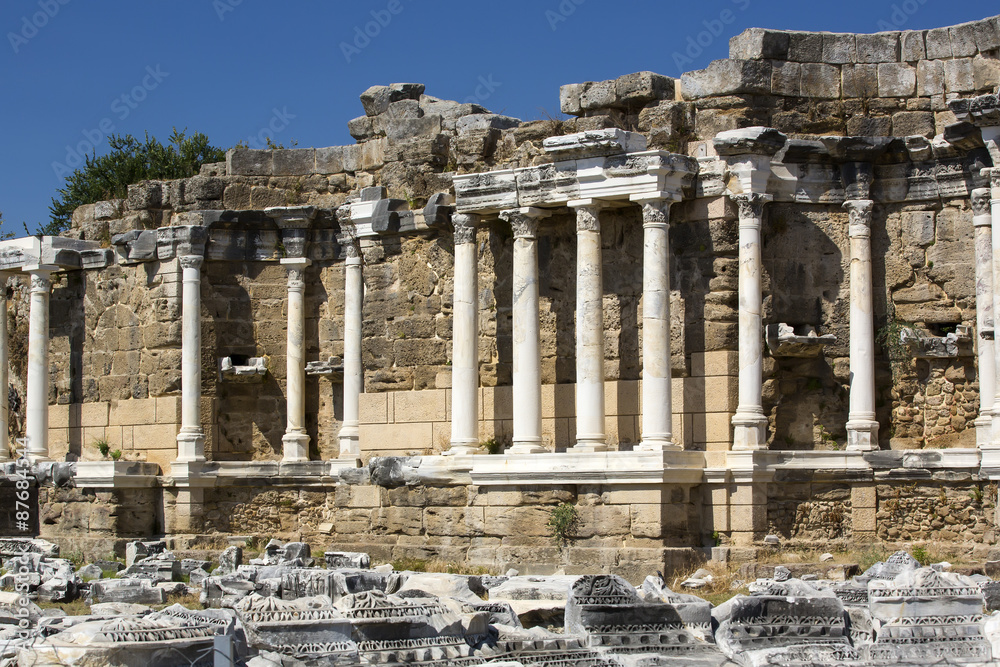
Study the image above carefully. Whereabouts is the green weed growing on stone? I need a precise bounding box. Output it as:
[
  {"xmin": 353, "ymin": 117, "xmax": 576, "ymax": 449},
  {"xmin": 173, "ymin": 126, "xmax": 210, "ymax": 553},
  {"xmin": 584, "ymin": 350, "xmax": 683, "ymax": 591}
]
[
  {"xmin": 547, "ymin": 502, "xmax": 578, "ymax": 545},
  {"xmin": 911, "ymin": 546, "xmax": 929, "ymax": 566},
  {"xmin": 93, "ymin": 438, "xmax": 110, "ymax": 458},
  {"xmin": 110, "ymin": 449, "xmax": 122, "ymax": 461}
]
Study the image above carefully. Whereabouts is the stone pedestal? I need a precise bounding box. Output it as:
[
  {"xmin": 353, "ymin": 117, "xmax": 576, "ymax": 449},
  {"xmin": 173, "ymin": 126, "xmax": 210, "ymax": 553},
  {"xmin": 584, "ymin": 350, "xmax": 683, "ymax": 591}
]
[
  {"xmin": 973, "ymin": 188, "xmax": 996, "ymax": 448},
  {"xmin": 844, "ymin": 200, "xmax": 879, "ymax": 451},
  {"xmin": 282, "ymin": 258, "xmax": 311, "ymax": 462},
  {"xmin": 448, "ymin": 214, "xmax": 481, "ymax": 455},
  {"xmin": 338, "ymin": 242, "xmax": 363, "ymax": 460},
  {"xmin": 176, "ymin": 256, "xmax": 205, "ymax": 462},
  {"xmin": 730, "ymin": 194, "xmax": 770, "ymax": 451},
  {"xmin": 501, "ymin": 208, "xmax": 549, "ymax": 454},
  {"xmin": 569, "ymin": 201, "xmax": 607, "ymax": 452},
  {"xmin": 635, "ymin": 200, "xmax": 679, "ymax": 452},
  {"xmin": 24, "ymin": 266, "xmax": 57, "ymax": 462}
]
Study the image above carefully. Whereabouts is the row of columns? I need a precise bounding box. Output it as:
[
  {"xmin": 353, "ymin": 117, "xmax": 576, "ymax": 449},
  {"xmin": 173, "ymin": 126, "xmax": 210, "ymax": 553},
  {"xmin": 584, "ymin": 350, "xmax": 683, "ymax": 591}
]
[{"xmin": 447, "ymin": 197, "xmax": 682, "ymax": 454}]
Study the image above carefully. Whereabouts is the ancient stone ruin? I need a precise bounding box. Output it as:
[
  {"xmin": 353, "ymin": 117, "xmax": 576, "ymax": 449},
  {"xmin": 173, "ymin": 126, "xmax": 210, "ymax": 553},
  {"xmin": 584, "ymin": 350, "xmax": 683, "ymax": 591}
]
[{"xmin": 1, "ymin": 12, "xmax": 1000, "ymax": 665}]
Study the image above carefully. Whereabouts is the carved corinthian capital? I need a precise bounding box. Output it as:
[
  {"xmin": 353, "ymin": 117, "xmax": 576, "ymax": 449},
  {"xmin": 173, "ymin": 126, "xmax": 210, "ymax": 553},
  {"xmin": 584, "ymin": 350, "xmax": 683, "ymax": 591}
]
[
  {"xmin": 574, "ymin": 205, "xmax": 601, "ymax": 233},
  {"xmin": 731, "ymin": 192, "xmax": 772, "ymax": 224},
  {"xmin": 179, "ymin": 255, "xmax": 203, "ymax": 271},
  {"xmin": 972, "ymin": 188, "xmax": 992, "ymax": 217},
  {"xmin": 452, "ymin": 213, "xmax": 479, "ymax": 245},
  {"xmin": 843, "ymin": 199, "xmax": 874, "ymax": 238},
  {"xmin": 29, "ymin": 273, "xmax": 51, "ymax": 293},
  {"xmin": 640, "ymin": 202, "xmax": 670, "ymax": 226},
  {"xmin": 500, "ymin": 209, "xmax": 539, "ymax": 239}
]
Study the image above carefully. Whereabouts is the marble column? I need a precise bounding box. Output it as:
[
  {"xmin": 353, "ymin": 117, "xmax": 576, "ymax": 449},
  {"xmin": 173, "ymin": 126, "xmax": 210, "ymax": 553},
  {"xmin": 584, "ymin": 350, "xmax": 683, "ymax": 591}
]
[
  {"xmin": 844, "ymin": 200, "xmax": 879, "ymax": 451},
  {"xmin": 24, "ymin": 266, "xmax": 56, "ymax": 461},
  {"xmin": 972, "ymin": 187, "xmax": 996, "ymax": 447},
  {"xmin": 0, "ymin": 275, "xmax": 10, "ymax": 462},
  {"xmin": 988, "ymin": 168, "xmax": 1000, "ymax": 448},
  {"xmin": 448, "ymin": 214, "xmax": 481, "ymax": 455},
  {"xmin": 635, "ymin": 199, "xmax": 679, "ymax": 452},
  {"xmin": 338, "ymin": 241, "xmax": 363, "ymax": 460},
  {"xmin": 500, "ymin": 207, "xmax": 548, "ymax": 454},
  {"xmin": 570, "ymin": 201, "xmax": 607, "ymax": 452},
  {"xmin": 731, "ymin": 193, "xmax": 771, "ymax": 451},
  {"xmin": 282, "ymin": 257, "xmax": 311, "ymax": 462},
  {"xmin": 176, "ymin": 256, "xmax": 206, "ymax": 462}
]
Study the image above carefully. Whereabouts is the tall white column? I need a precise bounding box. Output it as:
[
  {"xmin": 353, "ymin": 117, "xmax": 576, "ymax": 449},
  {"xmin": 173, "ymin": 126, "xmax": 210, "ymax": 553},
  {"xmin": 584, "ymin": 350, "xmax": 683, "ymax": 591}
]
[
  {"xmin": 0, "ymin": 275, "xmax": 10, "ymax": 462},
  {"xmin": 448, "ymin": 214, "xmax": 481, "ymax": 455},
  {"xmin": 282, "ymin": 258, "xmax": 311, "ymax": 462},
  {"xmin": 24, "ymin": 266, "xmax": 56, "ymax": 461},
  {"xmin": 501, "ymin": 207, "xmax": 548, "ymax": 454},
  {"xmin": 988, "ymin": 168, "xmax": 1000, "ymax": 448},
  {"xmin": 570, "ymin": 201, "xmax": 607, "ymax": 452},
  {"xmin": 635, "ymin": 199, "xmax": 679, "ymax": 452},
  {"xmin": 730, "ymin": 193, "xmax": 770, "ymax": 451},
  {"xmin": 973, "ymin": 187, "xmax": 996, "ymax": 448},
  {"xmin": 844, "ymin": 200, "xmax": 879, "ymax": 451},
  {"xmin": 176, "ymin": 255, "xmax": 206, "ymax": 462},
  {"xmin": 338, "ymin": 242, "xmax": 363, "ymax": 460}
]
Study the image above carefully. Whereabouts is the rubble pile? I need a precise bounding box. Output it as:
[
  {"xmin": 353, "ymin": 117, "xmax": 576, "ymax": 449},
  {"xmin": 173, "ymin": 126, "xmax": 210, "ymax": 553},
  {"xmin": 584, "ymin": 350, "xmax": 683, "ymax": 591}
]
[{"xmin": 0, "ymin": 539, "xmax": 999, "ymax": 665}]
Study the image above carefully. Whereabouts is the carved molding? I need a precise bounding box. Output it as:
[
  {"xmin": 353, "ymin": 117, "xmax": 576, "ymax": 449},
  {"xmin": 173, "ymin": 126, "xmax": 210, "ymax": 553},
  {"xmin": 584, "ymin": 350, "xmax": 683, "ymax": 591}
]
[{"xmin": 452, "ymin": 213, "xmax": 479, "ymax": 245}]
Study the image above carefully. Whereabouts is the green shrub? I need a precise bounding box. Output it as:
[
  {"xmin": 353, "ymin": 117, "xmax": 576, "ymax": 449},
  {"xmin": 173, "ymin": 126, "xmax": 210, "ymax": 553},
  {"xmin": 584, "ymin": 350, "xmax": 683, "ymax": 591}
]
[{"xmin": 547, "ymin": 503, "xmax": 578, "ymax": 544}]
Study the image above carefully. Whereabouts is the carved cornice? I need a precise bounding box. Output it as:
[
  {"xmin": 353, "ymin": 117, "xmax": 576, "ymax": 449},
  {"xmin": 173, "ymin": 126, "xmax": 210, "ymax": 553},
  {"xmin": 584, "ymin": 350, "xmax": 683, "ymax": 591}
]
[
  {"xmin": 972, "ymin": 188, "xmax": 992, "ymax": 217},
  {"xmin": 452, "ymin": 213, "xmax": 479, "ymax": 245}
]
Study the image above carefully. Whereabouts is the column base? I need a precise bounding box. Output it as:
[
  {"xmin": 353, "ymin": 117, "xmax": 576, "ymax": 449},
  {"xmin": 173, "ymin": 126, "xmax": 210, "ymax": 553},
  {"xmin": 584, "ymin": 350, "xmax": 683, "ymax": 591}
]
[
  {"xmin": 282, "ymin": 431, "xmax": 310, "ymax": 462},
  {"xmin": 571, "ymin": 440, "xmax": 609, "ymax": 453},
  {"xmin": 846, "ymin": 420, "xmax": 879, "ymax": 451},
  {"xmin": 508, "ymin": 440, "xmax": 547, "ymax": 454},
  {"xmin": 444, "ymin": 443, "xmax": 482, "ymax": 456},
  {"xmin": 338, "ymin": 431, "xmax": 360, "ymax": 460},
  {"xmin": 176, "ymin": 429, "xmax": 206, "ymax": 463},
  {"xmin": 732, "ymin": 414, "xmax": 768, "ymax": 451},
  {"xmin": 636, "ymin": 439, "xmax": 682, "ymax": 452}
]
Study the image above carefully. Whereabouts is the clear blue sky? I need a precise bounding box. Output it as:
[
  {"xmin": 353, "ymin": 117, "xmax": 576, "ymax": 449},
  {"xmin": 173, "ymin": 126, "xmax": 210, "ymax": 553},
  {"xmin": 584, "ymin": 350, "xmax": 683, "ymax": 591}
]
[{"xmin": 0, "ymin": 0, "xmax": 995, "ymax": 233}]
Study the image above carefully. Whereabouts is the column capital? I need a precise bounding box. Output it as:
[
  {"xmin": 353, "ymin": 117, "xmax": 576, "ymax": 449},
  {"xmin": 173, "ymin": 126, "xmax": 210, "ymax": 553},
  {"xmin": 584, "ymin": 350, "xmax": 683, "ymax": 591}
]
[
  {"xmin": 24, "ymin": 265, "xmax": 58, "ymax": 293},
  {"xmin": 571, "ymin": 203, "xmax": 601, "ymax": 233},
  {"xmin": 843, "ymin": 199, "xmax": 874, "ymax": 238},
  {"xmin": 452, "ymin": 213, "xmax": 480, "ymax": 245},
  {"xmin": 973, "ymin": 188, "xmax": 993, "ymax": 219},
  {"xmin": 179, "ymin": 255, "xmax": 204, "ymax": 271},
  {"xmin": 731, "ymin": 192, "xmax": 772, "ymax": 225},
  {"xmin": 982, "ymin": 167, "xmax": 1000, "ymax": 191},
  {"xmin": 500, "ymin": 207, "xmax": 550, "ymax": 239},
  {"xmin": 638, "ymin": 200, "xmax": 672, "ymax": 227}
]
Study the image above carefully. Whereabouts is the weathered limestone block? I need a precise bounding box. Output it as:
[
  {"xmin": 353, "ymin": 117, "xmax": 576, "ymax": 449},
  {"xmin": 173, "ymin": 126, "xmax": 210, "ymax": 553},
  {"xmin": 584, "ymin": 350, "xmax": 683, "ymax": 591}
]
[
  {"xmin": 681, "ymin": 59, "xmax": 772, "ymax": 99},
  {"xmin": 729, "ymin": 28, "xmax": 790, "ymax": 60},
  {"xmin": 878, "ymin": 63, "xmax": 916, "ymax": 97}
]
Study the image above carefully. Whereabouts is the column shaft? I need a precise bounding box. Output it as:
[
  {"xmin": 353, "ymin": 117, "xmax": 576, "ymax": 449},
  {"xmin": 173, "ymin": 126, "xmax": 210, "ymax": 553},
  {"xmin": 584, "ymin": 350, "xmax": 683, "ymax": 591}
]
[
  {"xmin": 449, "ymin": 215, "xmax": 481, "ymax": 454},
  {"xmin": 572, "ymin": 203, "xmax": 606, "ymax": 452},
  {"xmin": 502, "ymin": 209, "xmax": 545, "ymax": 454},
  {"xmin": 990, "ymin": 168, "xmax": 1000, "ymax": 447},
  {"xmin": 338, "ymin": 248, "xmax": 363, "ymax": 459},
  {"xmin": 282, "ymin": 258, "xmax": 311, "ymax": 461},
  {"xmin": 845, "ymin": 200, "xmax": 879, "ymax": 451},
  {"xmin": 637, "ymin": 201, "xmax": 677, "ymax": 451},
  {"xmin": 731, "ymin": 194, "xmax": 770, "ymax": 450},
  {"xmin": 176, "ymin": 256, "xmax": 205, "ymax": 462},
  {"xmin": 25, "ymin": 269, "xmax": 53, "ymax": 461},
  {"xmin": 973, "ymin": 188, "xmax": 996, "ymax": 447}
]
